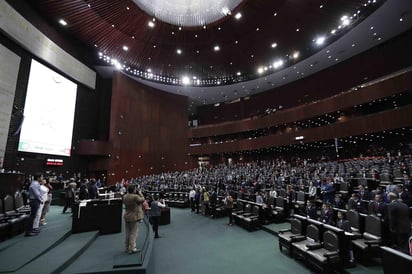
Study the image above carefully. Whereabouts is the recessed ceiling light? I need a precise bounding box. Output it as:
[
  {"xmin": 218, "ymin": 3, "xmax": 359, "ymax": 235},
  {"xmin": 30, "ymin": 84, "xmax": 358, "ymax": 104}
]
[
  {"xmin": 400, "ymin": 17, "xmax": 404, "ymax": 22},
  {"xmin": 271, "ymin": 43, "xmax": 277, "ymax": 48},
  {"xmin": 203, "ymin": 25, "xmax": 206, "ymax": 29},
  {"xmin": 122, "ymin": 46, "xmax": 129, "ymax": 51},
  {"xmin": 296, "ymin": 28, "xmax": 300, "ymax": 32},
  {"xmin": 214, "ymin": 45, "xmax": 220, "ymax": 51},
  {"xmin": 274, "ymin": 12, "xmax": 277, "ymax": 16},
  {"xmin": 236, "ymin": 72, "xmax": 241, "ymax": 76},
  {"xmin": 177, "ymin": 49, "xmax": 182, "ymax": 54},
  {"xmin": 235, "ymin": 40, "xmax": 239, "ymax": 44},
  {"xmin": 111, "ymin": 24, "xmax": 115, "ymax": 28},
  {"xmin": 148, "ymin": 21, "xmax": 155, "ymax": 28},
  {"xmin": 58, "ymin": 19, "xmax": 67, "ymax": 26},
  {"xmin": 132, "ymin": 36, "xmax": 135, "ymax": 39},
  {"xmin": 320, "ymin": 5, "xmax": 323, "ymax": 8},
  {"xmin": 331, "ymin": 29, "xmax": 336, "ymax": 34},
  {"xmin": 292, "ymin": 51, "xmax": 300, "ymax": 59},
  {"xmin": 257, "ymin": 67, "xmax": 264, "ymax": 74},
  {"xmin": 235, "ymin": 12, "xmax": 242, "ymax": 20},
  {"xmin": 341, "ymin": 15, "xmax": 350, "ymax": 26},
  {"xmin": 273, "ymin": 59, "xmax": 284, "ymax": 69},
  {"xmin": 315, "ymin": 36, "xmax": 326, "ymax": 45},
  {"xmin": 126, "ymin": 6, "xmax": 130, "ymax": 10},
  {"xmin": 179, "ymin": 27, "xmax": 182, "ymax": 31},
  {"xmin": 256, "ymin": 28, "xmax": 260, "ymax": 31},
  {"xmin": 182, "ymin": 76, "xmax": 190, "ymax": 85}
]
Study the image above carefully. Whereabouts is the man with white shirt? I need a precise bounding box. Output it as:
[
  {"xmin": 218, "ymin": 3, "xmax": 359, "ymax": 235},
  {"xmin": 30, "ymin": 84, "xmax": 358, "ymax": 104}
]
[{"xmin": 189, "ymin": 187, "xmax": 196, "ymax": 212}]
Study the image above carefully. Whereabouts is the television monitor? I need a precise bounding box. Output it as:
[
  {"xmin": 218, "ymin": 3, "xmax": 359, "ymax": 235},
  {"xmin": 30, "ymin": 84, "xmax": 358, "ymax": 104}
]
[{"xmin": 18, "ymin": 59, "xmax": 77, "ymax": 156}]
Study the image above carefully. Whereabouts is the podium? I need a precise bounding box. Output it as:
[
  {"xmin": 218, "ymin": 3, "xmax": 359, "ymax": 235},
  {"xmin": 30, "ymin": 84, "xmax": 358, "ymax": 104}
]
[{"xmin": 72, "ymin": 199, "xmax": 122, "ymax": 234}]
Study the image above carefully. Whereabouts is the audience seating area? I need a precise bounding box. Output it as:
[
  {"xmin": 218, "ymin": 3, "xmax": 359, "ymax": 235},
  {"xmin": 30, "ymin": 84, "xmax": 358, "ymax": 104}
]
[{"xmin": 0, "ymin": 193, "xmax": 29, "ymax": 240}]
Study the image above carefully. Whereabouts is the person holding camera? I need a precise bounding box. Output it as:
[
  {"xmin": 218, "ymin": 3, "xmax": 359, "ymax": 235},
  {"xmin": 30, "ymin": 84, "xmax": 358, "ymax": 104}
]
[{"xmin": 150, "ymin": 196, "xmax": 166, "ymax": 238}]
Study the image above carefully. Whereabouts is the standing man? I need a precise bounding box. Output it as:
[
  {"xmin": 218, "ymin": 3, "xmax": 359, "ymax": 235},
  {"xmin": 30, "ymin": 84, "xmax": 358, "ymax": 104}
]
[
  {"xmin": 189, "ymin": 187, "xmax": 196, "ymax": 212},
  {"xmin": 150, "ymin": 196, "xmax": 166, "ymax": 238},
  {"xmin": 225, "ymin": 192, "xmax": 234, "ymax": 226},
  {"xmin": 123, "ymin": 185, "xmax": 145, "ymax": 254},
  {"xmin": 25, "ymin": 173, "xmax": 44, "ymax": 237}
]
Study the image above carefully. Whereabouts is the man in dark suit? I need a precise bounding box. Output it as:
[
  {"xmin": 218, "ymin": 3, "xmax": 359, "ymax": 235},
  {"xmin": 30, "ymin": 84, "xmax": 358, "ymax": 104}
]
[
  {"xmin": 370, "ymin": 194, "xmax": 385, "ymax": 218},
  {"xmin": 384, "ymin": 192, "xmax": 411, "ymax": 252},
  {"xmin": 319, "ymin": 203, "xmax": 335, "ymax": 225},
  {"xmin": 305, "ymin": 200, "xmax": 317, "ymax": 220},
  {"xmin": 358, "ymin": 185, "xmax": 371, "ymax": 201},
  {"xmin": 396, "ymin": 185, "xmax": 412, "ymax": 207}
]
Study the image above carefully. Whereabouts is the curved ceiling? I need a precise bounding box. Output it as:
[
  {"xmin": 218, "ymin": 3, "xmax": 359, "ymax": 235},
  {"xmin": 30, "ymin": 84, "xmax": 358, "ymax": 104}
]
[{"xmin": 27, "ymin": 0, "xmax": 412, "ymax": 113}]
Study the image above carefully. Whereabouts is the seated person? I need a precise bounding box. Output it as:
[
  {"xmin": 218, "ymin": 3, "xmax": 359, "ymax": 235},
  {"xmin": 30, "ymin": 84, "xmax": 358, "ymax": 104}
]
[
  {"xmin": 348, "ymin": 193, "xmax": 366, "ymax": 213},
  {"xmin": 319, "ymin": 202, "xmax": 335, "ymax": 225},
  {"xmin": 305, "ymin": 200, "xmax": 317, "ymax": 220},
  {"xmin": 332, "ymin": 194, "xmax": 346, "ymax": 210},
  {"xmin": 358, "ymin": 185, "xmax": 371, "ymax": 201},
  {"xmin": 370, "ymin": 194, "xmax": 385, "ymax": 218}
]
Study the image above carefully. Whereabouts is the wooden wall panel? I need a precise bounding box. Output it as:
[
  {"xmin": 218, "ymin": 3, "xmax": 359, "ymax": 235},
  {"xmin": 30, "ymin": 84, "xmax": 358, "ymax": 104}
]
[{"xmin": 107, "ymin": 72, "xmax": 191, "ymax": 183}]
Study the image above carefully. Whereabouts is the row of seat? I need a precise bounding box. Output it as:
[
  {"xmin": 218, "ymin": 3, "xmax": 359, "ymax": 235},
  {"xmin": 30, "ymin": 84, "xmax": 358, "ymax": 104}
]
[
  {"xmin": 163, "ymin": 192, "xmax": 189, "ymax": 208},
  {"xmin": 278, "ymin": 213, "xmax": 382, "ymax": 273},
  {"xmin": 0, "ymin": 193, "xmax": 30, "ymax": 241},
  {"xmin": 232, "ymin": 201, "xmax": 261, "ymax": 231}
]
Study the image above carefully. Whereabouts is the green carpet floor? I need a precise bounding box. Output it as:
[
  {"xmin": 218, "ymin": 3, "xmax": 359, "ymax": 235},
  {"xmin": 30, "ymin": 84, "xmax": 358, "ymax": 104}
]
[
  {"xmin": 0, "ymin": 206, "xmax": 384, "ymax": 274},
  {"xmin": 149, "ymin": 210, "xmax": 312, "ymax": 274},
  {"xmin": 149, "ymin": 209, "xmax": 384, "ymax": 274}
]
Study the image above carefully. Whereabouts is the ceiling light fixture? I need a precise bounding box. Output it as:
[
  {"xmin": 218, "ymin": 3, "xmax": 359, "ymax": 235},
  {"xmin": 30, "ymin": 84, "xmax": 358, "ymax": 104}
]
[
  {"xmin": 235, "ymin": 12, "xmax": 242, "ymax": 20},
  {"xmin": 315, "ymin": 36, "xmax": 326, "ymax": 46},
  {"xmin": 181, "ymin": 76, "xmax": 190, "ymax": 85},
  {"xmin": 133, "ymin": 0, "xmax": 243, "ymax": 27},
  {"xmin": 59, "ymin": 19, "xmax": 67, "ymax": 26},
  {"xmin": 148, "ymin": 21, "xmax": 155, "ymax": 28}
]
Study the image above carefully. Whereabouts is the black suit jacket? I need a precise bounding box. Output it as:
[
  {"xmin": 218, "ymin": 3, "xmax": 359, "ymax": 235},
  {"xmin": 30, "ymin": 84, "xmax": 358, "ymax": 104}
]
[
  {"xmin": 387, "ymin": 200, "xmax": 411, "ymax": 234},
  {"xmin": 306, "ymin": 205, "xmax": 317, "ymax": 219}
]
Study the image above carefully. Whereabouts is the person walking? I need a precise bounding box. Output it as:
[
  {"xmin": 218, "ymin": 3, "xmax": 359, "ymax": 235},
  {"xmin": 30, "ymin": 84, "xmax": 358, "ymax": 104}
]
[{"xmin": 123, "ymin": 185, "xmax": 145, "ymax": 254}]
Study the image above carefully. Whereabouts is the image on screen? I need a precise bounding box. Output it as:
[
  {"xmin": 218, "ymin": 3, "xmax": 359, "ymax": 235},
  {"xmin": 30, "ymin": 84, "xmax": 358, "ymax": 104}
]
[{"xmin": 18, "ymin": 59, "xmax": 78, "ymax": 156}]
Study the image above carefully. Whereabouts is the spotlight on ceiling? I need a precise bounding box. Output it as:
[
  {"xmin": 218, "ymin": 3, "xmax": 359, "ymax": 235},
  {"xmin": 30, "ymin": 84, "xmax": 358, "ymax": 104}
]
[
  {"xmin": 257, "ymin": 67, "xmax": 264, "ymax": 74},
  {"xmin": 315, "ymin": 36, "xmax": 326, "ymax": 46},
  {"xmin": 235, "ymin": 12, "xmax": 242, "ymax": 20},
  {"xmin": 181, "ymin": 76, "xmax": 191, "ymax": 85},
  {"xmin": 59, "ymin": 19, "xmax": 67, "ymax": 26},
  {"xmin": 177, "ymin": 49, "xmax": 182, "ymax": 54},
  {"xmin": 292, "ymin": 51, "xmax": 300, "ymax": 59},
  {"xmin": 122, "ymin": 46, "xmax": 129, "ymax": 51},
  {"xmin": 341, "ymin": 15, "xmax": 351, "ymax": 26},
  {"xmin": 273, "ymin": 59, "xmax": 284, "ymax": 69},
  {"xmin": 271, "ymin": 43, "xmax": 277, "ymax": 48},
  {"xmin": 148, "ymin": 21, "xmax": 155, "ymax": 28},
  {"xmin": 214, "ymin": 45, "xmax": 220, "ymax": 51}
]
